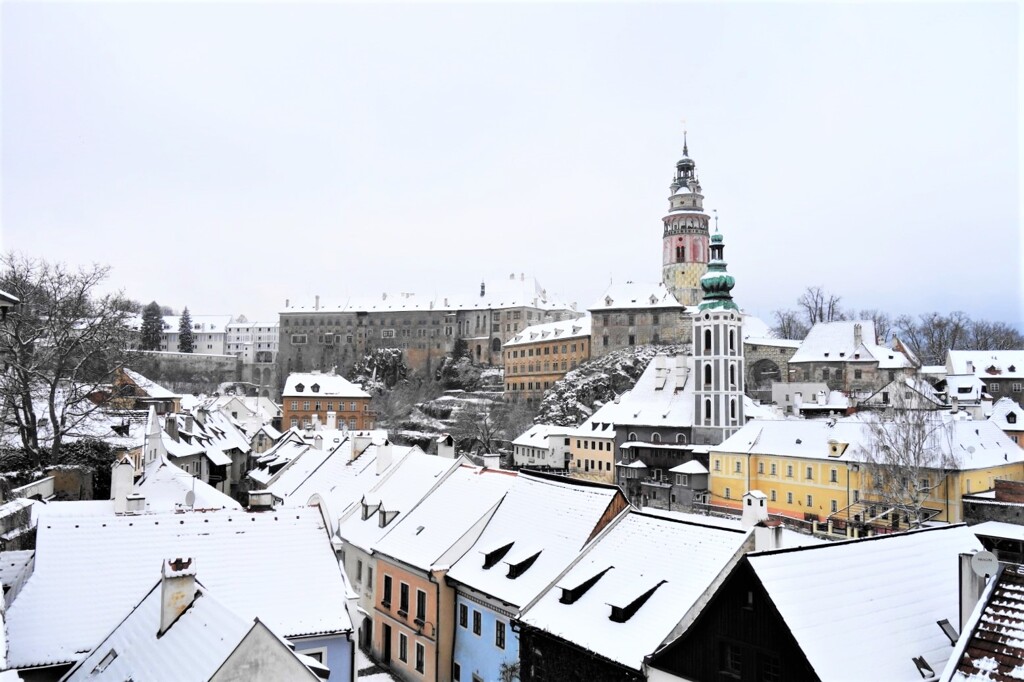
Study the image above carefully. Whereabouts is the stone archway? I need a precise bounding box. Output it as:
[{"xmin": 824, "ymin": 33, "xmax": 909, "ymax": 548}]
[{"xmin": 750, "ymin": 358, "xmax": 781, "ymax": 387}]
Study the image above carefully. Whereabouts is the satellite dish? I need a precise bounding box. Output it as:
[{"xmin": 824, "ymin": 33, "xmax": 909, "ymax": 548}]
[
  {"xmin": 971, "ymin": 550, "xmax": 998, "ymax": 578},
  {"xmin": 967, "ymin": 446, "xmax": 977, "ymax": 454},
  {"xmin": 185, "ymin": 490, "xmax": 196, "ymax": 508}
]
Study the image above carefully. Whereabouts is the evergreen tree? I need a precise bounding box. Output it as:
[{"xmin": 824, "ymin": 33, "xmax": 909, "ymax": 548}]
[
  {"xmin": 178, "ymin": 307, "xmax": 195, "ymax": 353},
  {"xmin": 140, "ymin": 301, "xmax": 164, "ymax": 351}
]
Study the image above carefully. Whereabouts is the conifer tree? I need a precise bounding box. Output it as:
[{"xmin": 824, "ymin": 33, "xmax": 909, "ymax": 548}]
[
  {"xmin": 178, "ymin": 307, "xmax": 195, "ymax": 353},
  {"xmin": 140, "ymin": 301, "xmax": 164, "ymax": 351}
]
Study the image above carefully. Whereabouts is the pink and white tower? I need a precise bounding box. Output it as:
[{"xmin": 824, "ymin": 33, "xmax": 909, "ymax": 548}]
[{"xmin": 661, "ymin": 134, "xmax": 711, "ymax": 306}]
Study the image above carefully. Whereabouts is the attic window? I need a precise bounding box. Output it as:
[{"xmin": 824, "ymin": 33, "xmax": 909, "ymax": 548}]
[
  {"xmin": 560, "ymin": 567, "xmax": 612, "ymax": 605},
  {"xmin": 507, "ymin": 551, "xmax": 542, "ymax": 579},
  {"xmin": 1009, "ymin": 413, "xmax": 1018, "ymax": 425},
  {"xmin": 609, "ymin": 580, "xmax": 667, "ymax": 623},
  {"xmin": 1011, "ymin": 365, "xmax": 1017, "ymax": 373},
  {"xmin": 824, "ymin": 353, "xmax": 829, "ymax": 358},
  {"xmin": 378, "ymin": 508, "xmax": 399, "ymax": 528},
  {"xmin": 483, "ymin": 542, "xmax": 514, "ymax": 569},
  {"xmin": 311, "ymin": 383, "xmax": 320, "ymax": 393},
  {"xmin": 839, "ymin": 352, "xmax": 845, "ymax": 358},
  {"xmin": 854, "ymin": 353, "xmax": 861, "ymax": 359},
  {"xmin": 93, "ymin": 649, "xmax": 118, "ymax": 674},
  {"xmin": 295, "ymin": 383, "xmax": 305, "ymax": 393},
  {"xmin": 912, "ymin": 656, "xmax": 934, "ymax": 679}
]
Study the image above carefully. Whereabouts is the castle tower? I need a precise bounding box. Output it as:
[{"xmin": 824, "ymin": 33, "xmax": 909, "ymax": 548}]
[
  {"xmin": 693, "ymin": 229, "xmax": 745, "ymax": 445},
  {"xmin": 661, "ymin": 134, "xmax": 711, "ymax": 306}
]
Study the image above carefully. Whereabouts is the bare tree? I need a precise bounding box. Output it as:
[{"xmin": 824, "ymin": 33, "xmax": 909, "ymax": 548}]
[
  {"xmin": 0, "ymin": 254, "xmax": 135, "ymax": 467},
  {"xmin": 857, "ymin": 309, "xmax": 892, "ymax": 344},
  {"xmin": 894, "ymin": 311, "xmax": 972, "ymax": 366},
  {"xmin": 857, "ymin": 394, "xmax": 958, "ymax": 529},
  {"xmin": 452, "ymin": 400, "xmax": 536, "ymax": 455},
  {"xmin": 798, "ymin": 286, "xmax": 847, "ymax": 326},
  {"xmin": 770, "ymin": 308, "xmax": 808, "ymax": 340}
]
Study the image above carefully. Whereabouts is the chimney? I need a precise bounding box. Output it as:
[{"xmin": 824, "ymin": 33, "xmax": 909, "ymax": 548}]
[
  {"xmin": 160, "ymin": 558, "xmax": 197, "ymax": 635},
  {"xmin": 248, "ymin": 490, "xmax": 276, "ymax": 510},
  {"xmin": 376, "ymin": 439, "xmax": 393, "ymax": 475},
  {"xmin": 315, "ymin": 295, "xmax": 320, "ymax": 311},
  {"xmin": 853, "ymin": 323, "xmax": 863, "ymax": 348},
  {"xmin": 111, "ymin": 456, "xmax": 135, "ymax": 514},
  {"xmin": 793, "ymin": 392, "xmax": 803, "ymax": 409},
  {"xmin": 125, "ymin": 493, "xmax": 146, "ymax": 514},
  {"xmin": 481, "ymin": 453, "xmax": 501, "ymax": 470},
  {"xmin": 313, "ymin": 434, "xmax": 323, "ymax": 450},
  {"xmin": 951, "ymin": 396, "xmax": 959, "ymax": 413},
  {"xmin": 353, "ymin": 433, "xmax": 371, "ymax": 461},
  {"xmin": 285, "ymin": 298, "xmax": 290, "ymax": 308},
  {"xmin": 480, "ymin": 281, "xmax": 486, "ymax": 298},
  {"xmin": 754, "ymin": 521, "xmax": 784, "ymax": 552},
  {"xmin": 816, "ymin": 390, "xmax": 826, "ymax": 405},
  {"xmin": 194, "ymin": 408, "xmax": 206, "ymax": 427},
  {"xmin": 960, "ymin": 551, "xmax": 996, "ymax": 630},
  {"xmin": 654, "ymin": 355, "xmax": 666, "ymax": 371},
  {"xmin": 741, "ymin": 491, "xmax": 769, "ymax": 529},
  {"xmin": 436, "ymin": 434, "xmax": 455, "ymax": 459},
  {"xmin": 967, "ymin": 360, "xmax": 974, "ymax": 374},
  {"xmin": 184, "ymin": 414, "xmax": 194, "ymax": 434},
  {"xmin": 164, "ymin": 415, "xmax": 179, "ymax": 442},
  {"xmin": 326, "ymin": 411, "xmax": 337, "ymax": 430}
]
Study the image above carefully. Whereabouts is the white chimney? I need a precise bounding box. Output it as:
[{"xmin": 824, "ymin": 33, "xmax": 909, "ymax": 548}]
[
  {"xmin": 111, "ymin": 456, "xmax": 135, "ymax": 515},
  {"xmin": 816, "ymin": 390, "xmax": 826, "ymax": 405},
  {"xmin": 326, "ymin": 411, "xmax": 337, "ymax": 430},
  {"xmin": 793, "ymin": 392, "xmax": 803, "ymax": 409},
  {"xmin": 853, "ymin": 323, "xmax": 863, "ymax": 348},
  {"xmin": 315, "ymin": 295, "xmax": 320, "ymax": 311},
  {"xmin": 741, "ymin": 490, "xmax": 769, "ymax": 529},
  {"xmin": 436, "ymin": 434, "xmax": 455, "ymax": 459},
  {"xmin": 160, "ymin": 558, "xmax": 197, "ymax": 635},
  {"xmin": 126, "ymin": 493, "xmax": 146, "ymax": 514},
  {"xmin": 655, "ymin": 355, "xmax": 666, "ymax": 371},
  {"xmin": 966, "ymin": 360, "xmax": 974, "ymax": 374},
  {"xmin": 481, "ymin": 453, "xmax": 501, "ymax": 470},
  {"xmin": 951, "ymin": 396, "xmax": 960, "ymax": 413},
  {"xmin": 353, "ymin": 433, "xmax": 371, "ymax": 461},
  {"xmin": 376, "ymin": 439, "xmax": 393, "ymax": 475},
  {"xmin": 248, "ymin": 490, "xmax": 275, "ymax": 510},
  {"xmin": 754, "ymin": 522, "xmax": 784, "ymax": 552}
]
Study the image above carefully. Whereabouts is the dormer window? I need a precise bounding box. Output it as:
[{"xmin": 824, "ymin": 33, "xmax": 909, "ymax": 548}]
[
  {"xmin": 507, "ymin": 551, "xmax": 542, "ymax": 579},
  {"xmin": 1010, "ymin": 365, "xmax": 1017, "ymax": 373},
  {"xmin": 609, "ymin": 580, "xmax": 667, "ymax": 623},
  {"xmin": 559, "ymin": 567, "xmax": 612, "ymax": 604},
  {"xmin": 378, "ymin": 508, "xmax": 399, "ymax": 528},
  {"xmin": 311, "ymin": 383, "xmax": 320, "ymax": 393},
  {"xmin": 295, "ymin": 383, "xmax": 305, "ymax": 393},
  {"xmin": 1009, "ymin": 412, "xmax": 1018, "ymax": 425},
  {"xmin": 483, "ymin": 542, "xmax": 514, "ymax": 569}
]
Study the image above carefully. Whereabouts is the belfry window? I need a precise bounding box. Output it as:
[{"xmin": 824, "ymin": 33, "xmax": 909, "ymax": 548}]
[{"xmin": 676, "ymin": 245, "xmax": 685, "ymax": 261}]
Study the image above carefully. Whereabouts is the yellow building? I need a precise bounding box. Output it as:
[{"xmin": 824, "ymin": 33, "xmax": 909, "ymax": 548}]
[
  {"xmin": 503, "ymin": 317, "xmax": 591, "ymax": 403},
  {"xmin": 709, "ymin": 415, "xmax": 1024, "ymax": 526}
]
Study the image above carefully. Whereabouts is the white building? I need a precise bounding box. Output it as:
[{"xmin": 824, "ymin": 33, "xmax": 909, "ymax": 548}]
[{"xmin": 511, "ymin": 424, "xmax": 573, "ymax": 470}]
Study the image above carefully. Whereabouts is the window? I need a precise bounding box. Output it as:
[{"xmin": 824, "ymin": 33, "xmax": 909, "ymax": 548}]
[
  {"xmin": 714, "ymin": 459, "xmax": 721, "ymax": 471},
  {"xmin": 770, "ymin": 463, "xmax": 777, "ymax": 476},
  {"xmin": 806, "ymin": 494, "xmax": 813, "ymax": 507},
  {"xmin": 303, "ymin": 401, "xmax": 310, "ymax": 410},
  {"xmin": 291, "ymin": 334, "xmax": 307, "ymax": 345},
  {"xmin": 472, "ymin": 610, "xmax": 482, "ymax": 635},
  {"xmin": 831, "ymin": 500, "xmax": 838, "ymax": 513},
  {"xmin": 830, "ymin": 468, "xmax": 837, "ymax": 483},
  {"xmin": 459, "ymin": 603, "xmax": 468, "ymax": 628},
  {"xmin": 415, "ymin": 643, "xmax": 425, "ymax": 673},
  {"xmin": 758, "ymin": 462, "xmax": 764, "ymax": 474},
  {"xmin": 356, "ymin": 559, "xmax": 363, "ymax": 584},
  {"xmin": 399, "ymin": 633, "xmax": 408, "ymax": 662},
  {"xmin": 628, "ymin": 334, "xmax": 635, "ymax": 346},
  {"xmin": 770, "ymin": 490, "xmax": 777, "ymax": 501},
  {"xmin": 822, "ymin": 368, "xmax": 830, "ymax": 380},
  {"xmin": 495, "ymin": 621, "xmax": 506, "ymax": 649},
  {"xmin": 806, "ymin": 466, "xmax": 813, "ymax": 480},
  {"xmin": 761, "ymin": 655, "xmax": 781, "ymax": 682},
  {"xmin": 786, "ymin": 465, "xmax": 793, "ymax": 478},
  {"xmin": 399, "ymin": 583, "xmax": 410, "ymax": 616},
  {"xmin": 854, "ymin": 369, "xmax": 862, "ymax": 379},
  {"xmin": 290, "ymin": 401, "xmax": 298, "ymax": 410},
  {"xmin": 735, "ymin": 461, "xmax": 742, "ymax": 473},
  {"xmin": 382, "ymin": 329, "xmax": 396, "ymax": 338},
  {"xmin": 454, "ymin": 662, "xmax": 461, "ymax": 681},
  {"xmin": 787, "ymin": 492, "xmax": 793, "ymax": 504},
  {"xmin": 725, "ymin": 487, "xmax": 731, "ymax": 499},
  {"xmin": 416, "ymin": 589, "xmax": 426, "ymax": 623},
  {"xmin": 382, "ymin": 575, "xmax": 392, "ymax": 607},
  {"xmin": 720, "ymin": 642, "xmax": 743, "ymax": 678}
]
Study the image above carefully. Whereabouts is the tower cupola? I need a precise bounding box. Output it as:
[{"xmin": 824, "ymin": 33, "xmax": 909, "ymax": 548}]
[
  {"xmin": 661, "ymin": 131, "xmax": 712, "ymax": 306},
  {"xmin": 698, "ymin": 229, "xmax": 738, "ymax": 311}
]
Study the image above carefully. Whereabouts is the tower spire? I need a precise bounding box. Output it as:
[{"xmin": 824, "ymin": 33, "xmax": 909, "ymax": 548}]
[
  {"xmin": 683, "ymin": 129, "xmax": 688, "ymax": 156},
  {"xmin": 698, "ymin": 228, "xmax": 738, "ymax": 311}
]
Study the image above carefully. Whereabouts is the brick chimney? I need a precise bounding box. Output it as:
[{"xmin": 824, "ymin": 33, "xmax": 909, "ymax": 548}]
[{"xmin": 160, "ymin": 558, "xmax": 197, "ymax": 635}]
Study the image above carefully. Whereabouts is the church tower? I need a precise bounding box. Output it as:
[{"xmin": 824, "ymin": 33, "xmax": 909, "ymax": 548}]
[
  {"xmin": 692, "ymin": 229, "xmax": 745, "ymax": 445},
  {"xmin": 661, "ymin": 134, "xmax": 711, "ymax": 306}
]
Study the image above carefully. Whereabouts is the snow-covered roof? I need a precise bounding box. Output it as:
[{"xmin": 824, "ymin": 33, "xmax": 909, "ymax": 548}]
[
  {"xmin": 282, "ymin": 372, "xmax": 370, "ymax": 399},
  {"xmin": 504, "ymin": 316, "xmax": 591, "ymax": 348},
  {"xmin": 740, "ymin": 314, "xmax": 773, "ymax": 340},
  {"xmin": 120, "ymin": 368, "xmax": 181, "ymax": 400},
  {"xmin": 159, "ymin": 314, "xmax": 233, "ymax": 333},
  {"xmin": 715, "ymin": 414, "xmax": 1024, "ymax": 470},
  {"xmin": 743, "ymin": 395, "xmax": 780, "ymax": 420},
  {"xmin": 588, "ymin": 281, "xmax": 686, "ymax": 312},
  {"xmin": 948, "ymin": 350, "xmax": 1024, "ymax": 380},
  {"xmin": 639, "ymin": 507, "xmax": 825, "ymax": 548},
  {"xmin": 581, "ymin": 354, "xmax": 695, "ymax": 429},
  {"xmin": 789, "ymin": 320, "xmax": 914, "ymax": 368},
  {"xmin": 63, "ymin": 573, "xmax": 318, "ymax": 682},
  {"xmin": 989, "ymin": 397, "xmax": 1024, "ymax": 431},
  {"xmin": 512, "ymin": 423, "xmax": 573, "ymax": 448},
  {"xmin": 372, "ymin": 465, "xmax": 515, "ymax": 571},
  {"xmin": 135, "ymin": 457, "xmax": 242, "ymax": 511},
  {"xmin": 6, "ymin": 507, "xmax": 351, "ymax": 669},
  {"xmin": 447, "ymin": 473, "xmax": 625, "ymax": 609},
  {"xmin": 744, "ymin": 336, "xmax": 802, "ymax": 349},
  {"xmin": 282, "ymin": 276, "xmax": 575, "ymax": 314},
  {"xmin": 335, "ymin": 452, "xmax": 459, "ymax": 553},
  {"xmin": 669, "ymin": 460, "xmax": 709, "ymax": 474},
  {"xmin": 248, "ymin": 432, "xmax": 311, "ymax": 486},
  {"xmin": 968, "ymin": 520, "xmax": 1024, "ymax": 543},
  {"xmin": 0, "ymin": 288, "xmax": 19, "ymax": 305},
  {"xmin": 747, "ymin": 525, "xmax": 981, "ymax": 681},
  {"xmin": 520, "ymin": 511, "xmax": 750, "ymax": 671},
  {"xmin": 945, "ymin": 374, "xmax": 988, "ymax": 402}
]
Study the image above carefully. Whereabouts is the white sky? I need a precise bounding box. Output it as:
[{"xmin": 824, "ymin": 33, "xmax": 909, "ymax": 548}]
[{"xmin": 2, "ymin": 2, "xmax": 1020, "ymax": 327}]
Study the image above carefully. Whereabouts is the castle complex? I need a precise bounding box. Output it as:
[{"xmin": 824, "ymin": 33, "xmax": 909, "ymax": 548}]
[{"xmin": 661, "ymin": 134, "xmax": 711, "ymax": 306}]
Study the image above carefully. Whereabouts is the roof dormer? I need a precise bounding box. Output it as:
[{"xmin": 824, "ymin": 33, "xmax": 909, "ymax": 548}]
[{"xmin": 295, "ymin": 383, "xmax": 305, "ymax": 393}]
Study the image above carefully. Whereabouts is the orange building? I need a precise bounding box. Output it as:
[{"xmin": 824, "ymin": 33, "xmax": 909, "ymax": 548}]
[
  {"xmin": 280, "ymin": 371, "xmax": 373, "ymax": 431},
  {"xmin": 503, "ymin": 317, "xmax": 591, "ymax": 403}
]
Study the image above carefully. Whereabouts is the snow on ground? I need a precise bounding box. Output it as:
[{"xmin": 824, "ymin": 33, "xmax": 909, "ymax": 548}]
[{"xmin": 355, "ymin": 649, "xmax": 398, "ymax": 680}]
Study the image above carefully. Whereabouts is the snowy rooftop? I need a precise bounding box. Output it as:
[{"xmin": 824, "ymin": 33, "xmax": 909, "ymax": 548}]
[
  {"xmin": 581, "ymin": 355, "xmax": 695, "ymax": 429},
  {"xmin": 715, "ymin": 414, "xmax": 1024, "ymax": 471},
  {"xmin": 447, "ymin": 473, "xmax": 626, "ymax": 609},
  {"xmin": 668, "ymin": 460, "xmax": 709, "ymax": 474},
  {"xmin": 282, "ymin": 372, "xmax": 370, "ymax": 399},
  {"xmin": 639, "ymin": 507, "xmax": 825, "ymax": 548},
  {"xmin": 63, "ymin": 576, "xmax": 317, "ymax": 682},
  {"xmin": 942, "ymin": 562, "xmax": 1024, "ymax": 682},
  {"xmin": 588, "ymin": 281, "xmax": 686, "ymax": 311},
  {"xmin": 948, "ymin": 350, "xmax": 1024, "ymax": 380},
  {"xmin": 120, "ymin": 368, "xmax": 181, "ymax": 400},
  {"xmin": 281, "ymin": 275, "xmax": 574, "ymax": 314},
  {"xmin": 968, "ymin": 520, "xmax": 1024, "ymax": 543},
  {"xmin": 512, "ymin": 423, "xmax": 574, "ymax": 448},
  {"xmin": 746, "ymin": 525, "xmax": 981, "ymax": 681},
  {"xmin": 136, "ymin": 457, "xmax": 242, "ymax": 512},
  {"xmin": 744, "ymin": 336, "xmax": 802, "ymax": 349},
  {"xmin": 372, "ymin": 465, "xmax": 515, "ymax": 571},
  {"xmin": 335, "ymin": 451, "xmax": 459, "ymax": 553},
  {"xmin": 945, "ymin": 374, "xmax": 987, "ymax": 401},
  {"xmin": 125, "ymin": 314, "xmax": 233, "ymax": 333},
  {"xmin": 520, "ymin": 511, "xmax": 750, "ymax": 671},
  {"xmin": 988, "ymin": 397, "xmax": 1023, "ymax": 432},
  {"xmin": 504, "ymin": 316, "xmax": 591, "ymax": 348},
  {"xmin": 789, "ymin": 320, "xmax": 914, "ymax": 368},
  {"xmin": 248, "ymin": 432, "xmax": 311, "ymax": 486},
  {"xmin": 6, "ymin": 507, "xmax": 351, "ymax": 669}
]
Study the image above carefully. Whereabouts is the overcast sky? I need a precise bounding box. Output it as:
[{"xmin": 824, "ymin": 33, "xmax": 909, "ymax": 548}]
[{"xmin": 2, "ymin": 2, "xmax": 1020, "ymax": 328}]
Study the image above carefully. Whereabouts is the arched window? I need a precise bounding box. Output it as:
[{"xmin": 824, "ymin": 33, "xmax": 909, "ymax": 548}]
[
  {"xmin": 652, "ymin": 433, "xmax": 661, "ymax": 443},
  {"xmin": 704, "ymin": 364, "xmax": 712, "ymax": 386},
  {"xmin": 730, "ymin": 399, "xmax": 737, "ymax": 420},
  {"xmin": 729, "ymin": 329, "xmax": 735, "ymax": 353},
  {"xmin": 628, "ymin": 432, "xmax": 638, "ymax": 442},
  {"xmin": 705, "ymin": 399, "xmax": 712, "ymax": 422},
  {"xmin": 676, "ymin": 433, "xmax": 687, "ymax": 444},
  {"xmin": 704, "ymin": 329, "xmax": 712, "ymax": 354},
  {"xmin": 730, "ymin": 364, "xmax": 736, "ymax": 386}
]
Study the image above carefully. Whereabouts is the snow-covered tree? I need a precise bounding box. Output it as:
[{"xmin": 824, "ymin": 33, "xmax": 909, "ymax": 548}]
[
  {"xmin": 140, "ymin": 301, "xmax": 163, "ymax": 351},
  {"xmin": 177, "ymin": 307, "xmax": 194, "ymax": 353}
]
